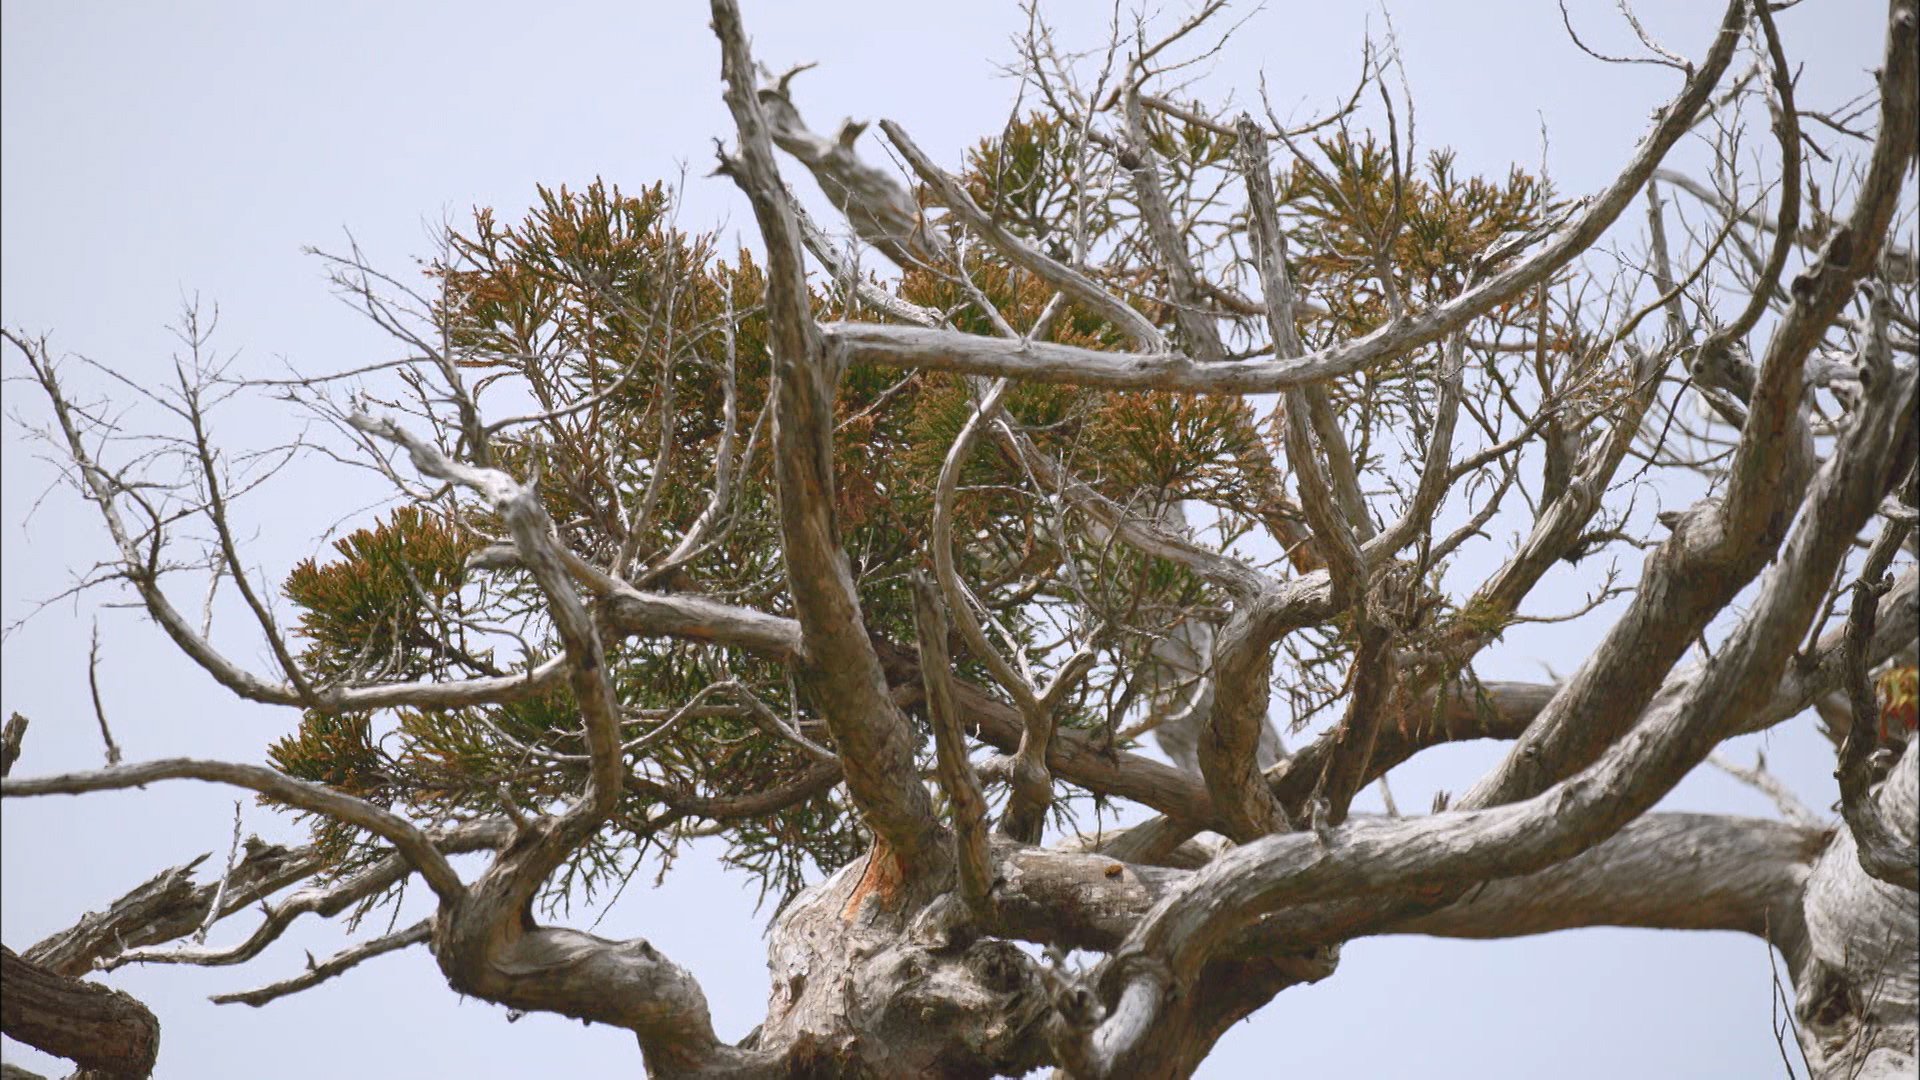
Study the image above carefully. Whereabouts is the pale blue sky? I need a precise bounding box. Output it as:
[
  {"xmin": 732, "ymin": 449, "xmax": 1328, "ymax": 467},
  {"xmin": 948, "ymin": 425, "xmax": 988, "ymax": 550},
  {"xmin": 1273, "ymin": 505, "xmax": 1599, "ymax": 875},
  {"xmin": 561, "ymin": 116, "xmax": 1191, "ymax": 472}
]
[{"xmin": 1, "ymin": 2, "xmax": 1888, "ymax": 1076}]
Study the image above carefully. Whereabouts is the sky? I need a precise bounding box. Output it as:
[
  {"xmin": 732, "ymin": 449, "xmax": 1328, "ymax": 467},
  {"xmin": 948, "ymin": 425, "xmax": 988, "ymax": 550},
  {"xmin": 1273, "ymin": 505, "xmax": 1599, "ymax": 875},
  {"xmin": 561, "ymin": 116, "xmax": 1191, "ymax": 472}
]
[{"xmin": 0, "ymin": 2, "xmax": 1894, "ymax": 1077}]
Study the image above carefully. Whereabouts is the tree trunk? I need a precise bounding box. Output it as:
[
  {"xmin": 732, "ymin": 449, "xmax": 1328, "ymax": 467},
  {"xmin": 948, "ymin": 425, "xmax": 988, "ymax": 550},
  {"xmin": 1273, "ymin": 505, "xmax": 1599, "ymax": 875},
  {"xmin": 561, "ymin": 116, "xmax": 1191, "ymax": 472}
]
[
  {"xmin": 1794, "ymin": 741, "xmax": 1918, "ymax": 1078},
  {"xmin": 1, "ymin": 946, "xmax": 159, "ymax": 1080}
]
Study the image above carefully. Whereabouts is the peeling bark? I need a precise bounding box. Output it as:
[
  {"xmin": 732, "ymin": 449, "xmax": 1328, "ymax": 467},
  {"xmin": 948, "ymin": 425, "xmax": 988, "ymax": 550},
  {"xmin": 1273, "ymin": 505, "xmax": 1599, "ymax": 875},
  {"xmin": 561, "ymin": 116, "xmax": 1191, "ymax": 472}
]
[{"xmin": 1795, "ymin": 742, "xmax": 1919, "ymax": 1078}]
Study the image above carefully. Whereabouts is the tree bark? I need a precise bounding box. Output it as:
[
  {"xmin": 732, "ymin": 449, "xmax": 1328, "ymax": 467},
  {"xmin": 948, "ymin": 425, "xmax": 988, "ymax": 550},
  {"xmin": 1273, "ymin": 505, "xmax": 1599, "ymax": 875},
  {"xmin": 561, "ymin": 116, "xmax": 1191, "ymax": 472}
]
[
  {"xmin": 1, "ymin": 946, "xmax": 159, "ymax": 1080},
  {"xmin": 1794, "ymin": 741, "xmax": 1919, "ymax": 1078}
]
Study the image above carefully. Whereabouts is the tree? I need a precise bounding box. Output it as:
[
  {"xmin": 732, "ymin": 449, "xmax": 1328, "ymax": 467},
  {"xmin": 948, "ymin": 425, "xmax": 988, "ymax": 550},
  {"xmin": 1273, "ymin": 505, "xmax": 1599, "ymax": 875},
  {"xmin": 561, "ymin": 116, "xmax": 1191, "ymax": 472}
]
[{"xmin": 2, "ymin": 0, "xmax": 1916, "ymax": 1075}]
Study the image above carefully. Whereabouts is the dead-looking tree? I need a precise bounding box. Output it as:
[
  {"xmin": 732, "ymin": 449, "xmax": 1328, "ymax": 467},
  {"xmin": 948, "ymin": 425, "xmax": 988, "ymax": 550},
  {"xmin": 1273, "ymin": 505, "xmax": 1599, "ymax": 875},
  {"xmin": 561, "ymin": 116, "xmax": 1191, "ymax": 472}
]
[{"xmin": 3, "ymin": 1, "xmax": 1916, "ymax": 1076}]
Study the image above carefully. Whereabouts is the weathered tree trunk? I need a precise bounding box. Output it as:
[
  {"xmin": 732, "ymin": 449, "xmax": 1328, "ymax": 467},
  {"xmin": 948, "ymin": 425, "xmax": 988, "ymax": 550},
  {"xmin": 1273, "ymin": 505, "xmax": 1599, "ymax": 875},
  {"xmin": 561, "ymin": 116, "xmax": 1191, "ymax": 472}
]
[
  {"xmin": 1793, "ymin": 740, "xmax": 1918, "ymax": 1078},
  {"xmin": 751, "ymin": 849, "xmax": 1053, "ymax": 1079},
  {"xmin": 1, "ymin": 946, "xmax": 160, "ymax": 1080}
]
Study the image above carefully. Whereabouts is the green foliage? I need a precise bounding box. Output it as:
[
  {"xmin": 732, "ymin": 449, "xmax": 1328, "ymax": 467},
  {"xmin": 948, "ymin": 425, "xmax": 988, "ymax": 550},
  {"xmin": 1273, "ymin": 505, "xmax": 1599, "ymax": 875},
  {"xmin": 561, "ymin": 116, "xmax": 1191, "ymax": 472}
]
[
  {"xmin": 265, "ymin": 711, "xmax": 394, "ymax": 873},
  {"xmin": 267, "ymin": 117, "xmax": 1567, "ymax": 912},
  {"xmin": 964, "ymin": 114, "xmax": 1105, "ymax": 249},
  {"xmin": 283, "ymin": 507, "xmax": 478, "ymax": 682},
  {"xmin": 1259, "ymin": 134, "xmax": 1572, "ymax": 506},
  {"xmin": 1281, "ymin": 136, "xmax": 1551, "ymax": 333},
  {"xmin": 1079, "ymin": 391, "xmax": 1265, "ymax": 506}
]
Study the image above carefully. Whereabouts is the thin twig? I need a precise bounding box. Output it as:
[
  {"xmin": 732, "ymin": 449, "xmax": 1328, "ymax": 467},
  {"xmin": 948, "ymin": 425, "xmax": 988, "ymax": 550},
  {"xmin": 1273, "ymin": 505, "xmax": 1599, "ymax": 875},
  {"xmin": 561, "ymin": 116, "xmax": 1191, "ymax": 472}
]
[
  {"xmin": 209, "ymin": 918, "xmax": 432, "ymax": 1007},
  {"xmin": 87, "ymin": 622, "xmax": 123, "ymax": 766},
  {"xmin": 194, "ymin": 802, "xmax": 247, "ymax": 944},
  {"xmin": 1708, "ymin": 752, "xmax": 1824, "ymax": 829}
]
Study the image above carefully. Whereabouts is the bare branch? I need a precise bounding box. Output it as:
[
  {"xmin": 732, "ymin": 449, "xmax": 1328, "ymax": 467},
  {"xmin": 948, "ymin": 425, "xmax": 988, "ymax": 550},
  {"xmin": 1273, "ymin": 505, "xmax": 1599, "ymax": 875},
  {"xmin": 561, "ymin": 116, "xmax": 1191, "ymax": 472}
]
[
  {"xmin": 347, "ymin": 413, "xmax": 625, "ymax": 832},
  {"xmin": 1837, "ymin": 535, "xmax": 1920, "ymax": 891},
  {"xmin": 1471, "ymin": 6, "xmax": 1918, "ymax": 811},
  {"xmin": 711, "ymin": 0, "xmax": 938, "ymax": 870},
  {"xmin": 1654, "ymin": 166, "xmax": 1918, "ymax": 283},
  {"xmin": 85, "ymin": 623, "xmax": 124, "ymax": 766},
  {"xmin": 25, "ymin": 842, "xmax": 314, "ymax": 977},
  {"xmin": 758, "ymin": 77, "xmax": 943, "ymax": 269},
  {"xmin": 828, "ymin": 1, "xmax": 1750, "ymax": 397},
  {"xmin": 1, "ymin": 758, "xmax": 465, "ymax": 902},
  {"xmin": 881, "ymin": 119, "xmax": 1166, "ymax": 352},
  {"xmin": 1311, "ymin": 622, "xmax": 1399, "ymax": 828},
  {"xmin": 192, "ymin": 801, "xmax": 246, "ymax": 945},
  {"xmin": 1074, "ymin": 301, "xmax": 1914, "ymax": 1075},
  {"xmin": 210, "ymin": 919, "xmax": 432, "ymax": 1008},
  {"xmin": 912, "ymin": 572, "xmax": 994, "ymax": 918},
  {"xmin": 1708, "ymin": 752, "xmax": 1825, "ymax": 829}
]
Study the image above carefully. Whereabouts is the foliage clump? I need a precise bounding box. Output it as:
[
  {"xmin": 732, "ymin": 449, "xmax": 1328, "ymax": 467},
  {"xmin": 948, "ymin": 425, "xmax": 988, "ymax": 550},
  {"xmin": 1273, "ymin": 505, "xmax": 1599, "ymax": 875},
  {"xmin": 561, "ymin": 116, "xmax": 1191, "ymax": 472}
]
[{"xmin": 267, "ymin": 119, "xmax": 1574, "ymax": 905}]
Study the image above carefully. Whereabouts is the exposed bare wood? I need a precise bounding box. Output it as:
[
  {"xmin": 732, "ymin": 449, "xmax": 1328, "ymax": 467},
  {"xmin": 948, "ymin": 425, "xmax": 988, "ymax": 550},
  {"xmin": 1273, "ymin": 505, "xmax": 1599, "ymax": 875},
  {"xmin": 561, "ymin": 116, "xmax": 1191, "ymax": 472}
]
[{"xmin": 5, "ymin": 0, "xmax": 1913, "ymax": 1074}]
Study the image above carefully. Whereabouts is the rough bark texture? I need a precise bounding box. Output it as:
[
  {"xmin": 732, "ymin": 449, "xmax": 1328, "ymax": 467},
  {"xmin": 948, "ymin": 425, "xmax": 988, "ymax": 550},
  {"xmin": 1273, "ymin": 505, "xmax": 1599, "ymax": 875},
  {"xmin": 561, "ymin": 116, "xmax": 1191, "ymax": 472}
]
[
  {"xmin": 26, "ymin": 841, "xmax": 312, "ymax": 976},
  {"xmin": 1, "ymin": 0, "xmax": 1915, "ymax": 1077},
  {"xmin": 711, "ymin": 0, "xmax": 938, "ymax": 873},
  {"xmin": 1, "ymin": 946, "xmax": 160, "ymax": 1080},
  {"xmin": 1794, "ymin": 742, "xmax": 1919, "ymax": 1078},
  {"xmin": 752, "ymin": 854, "xmax": 1052, "ymax": 1079}
]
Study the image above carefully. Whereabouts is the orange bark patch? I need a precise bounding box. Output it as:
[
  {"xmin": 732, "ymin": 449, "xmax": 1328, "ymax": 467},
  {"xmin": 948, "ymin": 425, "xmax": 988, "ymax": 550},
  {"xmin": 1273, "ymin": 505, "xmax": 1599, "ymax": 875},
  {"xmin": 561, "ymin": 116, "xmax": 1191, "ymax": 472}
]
[{"xmin": 840, "ymin": 841, "xmax": 910, "ymax": 921}]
